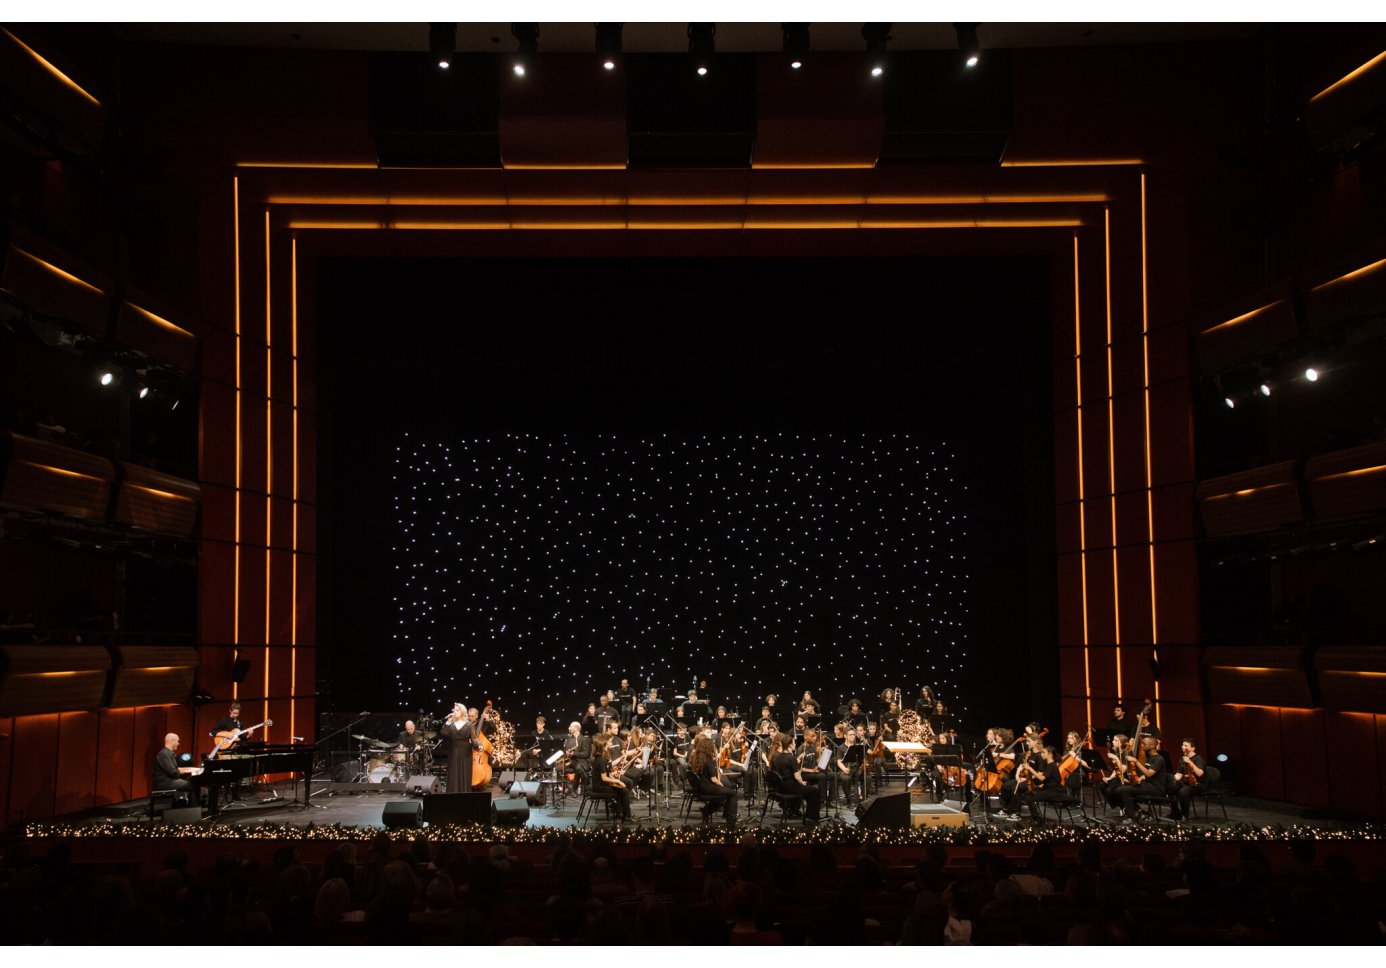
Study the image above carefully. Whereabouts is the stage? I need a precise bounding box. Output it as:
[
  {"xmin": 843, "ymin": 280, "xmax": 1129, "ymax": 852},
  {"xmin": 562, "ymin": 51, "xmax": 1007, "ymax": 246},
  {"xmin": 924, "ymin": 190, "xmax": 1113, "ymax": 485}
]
[{"xmin": 26, "ymin": 774, "xmax": 1382, "ymax": 846}]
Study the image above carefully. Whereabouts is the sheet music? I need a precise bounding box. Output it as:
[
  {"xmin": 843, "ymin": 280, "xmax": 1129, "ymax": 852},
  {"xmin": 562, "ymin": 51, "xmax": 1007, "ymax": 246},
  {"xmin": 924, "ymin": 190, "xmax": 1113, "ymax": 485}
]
[
  {"xmin": 639, "ymin": 746, "xmax": 651, "ymax": 769},
  {"xmin": 545, "ymin": 749, "xmax": 564, "ymax": 766},
  {"xmin": 816, "ymin": 748, "xmax": 832, "ymax": 770}
]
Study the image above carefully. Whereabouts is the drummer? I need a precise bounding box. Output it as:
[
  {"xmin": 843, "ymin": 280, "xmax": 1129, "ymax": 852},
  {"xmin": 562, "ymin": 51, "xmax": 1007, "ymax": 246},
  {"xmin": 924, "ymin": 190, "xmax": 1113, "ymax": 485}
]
[{"xmin": 394, "ymin": 720, "xmax": 421, "ymax": 750}]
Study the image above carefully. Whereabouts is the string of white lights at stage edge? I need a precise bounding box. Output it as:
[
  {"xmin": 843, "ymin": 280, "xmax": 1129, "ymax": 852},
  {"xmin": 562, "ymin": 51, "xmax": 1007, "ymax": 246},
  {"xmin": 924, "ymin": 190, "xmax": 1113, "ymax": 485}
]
[{"xmin": 389, "ymin": 433, "xmax": 970, "ymax": 723}]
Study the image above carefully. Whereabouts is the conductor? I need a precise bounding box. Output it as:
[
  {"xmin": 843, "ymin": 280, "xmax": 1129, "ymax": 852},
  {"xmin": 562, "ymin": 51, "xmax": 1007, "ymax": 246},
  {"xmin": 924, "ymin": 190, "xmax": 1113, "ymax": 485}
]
[{"xmin": 441, "ymin": 702, "xmax": 475, "ymax": 793}]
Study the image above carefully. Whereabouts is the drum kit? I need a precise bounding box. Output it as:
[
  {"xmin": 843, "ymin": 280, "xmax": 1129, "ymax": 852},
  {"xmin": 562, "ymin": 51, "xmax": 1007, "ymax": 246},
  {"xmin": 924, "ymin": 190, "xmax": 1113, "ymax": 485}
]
[{"xmin": 348, "ymin": 728, "xmax": 438, "ymax": 783}]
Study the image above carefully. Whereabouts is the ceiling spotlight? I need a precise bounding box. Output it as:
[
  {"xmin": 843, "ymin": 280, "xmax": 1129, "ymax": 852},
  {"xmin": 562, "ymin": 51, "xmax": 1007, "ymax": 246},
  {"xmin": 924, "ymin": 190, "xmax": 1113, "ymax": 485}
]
[
  {"xmin": 100, "ymin": 371, "xmax": 114, "ymax": 387},
  {"xmin": 138, "ymin": 385, "xmax": 150, "ymax": 399},
  {"xmin": 1305, "ymin": 366, "xmax": 1320, "ymax": 382},
  {"xmin": 429, "ymin": 22, "xmax": 455, "ymax": 70},
  {"xmin": 1224, "ymin": 396, "xmax": 1236, "ymax": 409},
  {"xmin": 512, "ymin": 23, "xmax": 538, "ymax": 77},
  {"xmin": 863, "ymin": 23, "xmax": 891, "ymax": 78},
  {"xmin": 596, "ymin": 23, "xmax": 621, "ymax": 71},
  {"xmin": 783, "ymin": 23, "xmax": 809, "ymax": 69},
  {"xmin": 1260, "ymin": 383, "xmax": 1271, "ymax": 396},
  {"xmin": 689, "ymin": 23, "xmax": 715, "ymax": 76},
  {"xmin": 955, "ymin": 23, "xmax": 981, "ymax": 68}
]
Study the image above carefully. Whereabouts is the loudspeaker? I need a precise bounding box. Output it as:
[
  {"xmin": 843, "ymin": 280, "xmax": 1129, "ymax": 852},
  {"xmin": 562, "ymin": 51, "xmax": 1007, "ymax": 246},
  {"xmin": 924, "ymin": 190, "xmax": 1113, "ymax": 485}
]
[
  {"xmin": 855, "ymin": 791, "xmax": 911, "ymax": 829},
  {"xmin": 508, "ymin": 779, "xmax": 542, "ymax": 805},
  {"xmin": 404, "ymin": 774, "xmax": 441, "ymax": 796},
  {"xmin": 423, "ymin": 791, "xmax": 491, "ymax": 827},
  {"xmin": 493, "ymin": 798, "xmax": 530, "ymax": 826},
  {"xmin": 498, "ymin": 768, "xmax": 528, "ymax": 790},
  {"xmin": 159, "ymin": 806, "xmax": 204, "ymax": 825},
  {"xmin": 382, "ymin": 800, "xmax": 423, "ymax": 828}
]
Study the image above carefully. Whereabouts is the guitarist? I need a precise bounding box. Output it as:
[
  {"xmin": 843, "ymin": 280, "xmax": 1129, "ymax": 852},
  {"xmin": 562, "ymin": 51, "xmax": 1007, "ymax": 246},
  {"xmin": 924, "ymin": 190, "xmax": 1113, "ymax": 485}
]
[{"xmin": 211, "ymin": 701, "xmax": 242, "ymax": 743}]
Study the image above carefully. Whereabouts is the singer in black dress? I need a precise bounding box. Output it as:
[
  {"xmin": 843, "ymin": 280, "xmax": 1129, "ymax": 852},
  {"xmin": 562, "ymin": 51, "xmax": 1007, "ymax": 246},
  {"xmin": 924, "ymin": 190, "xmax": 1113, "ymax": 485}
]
[{"xmin": 442, "ymin": 703, "xmax": 474, "ymax": 793}]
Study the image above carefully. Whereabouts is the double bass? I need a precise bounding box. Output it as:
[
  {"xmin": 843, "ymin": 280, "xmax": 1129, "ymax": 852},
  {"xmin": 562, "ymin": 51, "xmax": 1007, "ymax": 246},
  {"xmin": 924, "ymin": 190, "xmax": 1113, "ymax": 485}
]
[{"xmin": 472, "ymin": 703, "xmax": 496, "ymax": 790}]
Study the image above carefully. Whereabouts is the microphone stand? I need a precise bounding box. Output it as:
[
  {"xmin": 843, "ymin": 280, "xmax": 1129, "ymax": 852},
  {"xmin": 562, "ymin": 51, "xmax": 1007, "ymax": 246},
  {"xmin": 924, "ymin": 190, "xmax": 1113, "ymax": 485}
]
[{"xmin": 644, "ymin": 716, "xmax": 677, "ymax": 816}]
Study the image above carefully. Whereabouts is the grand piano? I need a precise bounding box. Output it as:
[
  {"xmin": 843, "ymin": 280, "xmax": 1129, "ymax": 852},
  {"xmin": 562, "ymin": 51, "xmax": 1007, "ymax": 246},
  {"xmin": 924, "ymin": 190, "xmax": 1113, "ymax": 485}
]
[{"xmin": 194, "ymin": 744, "xmax": 315, "ymax": 815}]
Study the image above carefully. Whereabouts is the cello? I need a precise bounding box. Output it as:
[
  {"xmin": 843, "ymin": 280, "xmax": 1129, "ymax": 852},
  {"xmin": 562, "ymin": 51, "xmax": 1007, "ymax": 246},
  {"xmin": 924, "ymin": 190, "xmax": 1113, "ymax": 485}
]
[{"xmin": 471, "ymin": 703, "xmax": 496, "ymax": 790}]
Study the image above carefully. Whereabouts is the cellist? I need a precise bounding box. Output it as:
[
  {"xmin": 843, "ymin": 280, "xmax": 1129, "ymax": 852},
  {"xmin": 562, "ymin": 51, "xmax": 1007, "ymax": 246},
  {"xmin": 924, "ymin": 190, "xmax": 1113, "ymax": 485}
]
[{"xmin": 1167, "ymin": 737, "xmax": 1208, "ymax": 820}]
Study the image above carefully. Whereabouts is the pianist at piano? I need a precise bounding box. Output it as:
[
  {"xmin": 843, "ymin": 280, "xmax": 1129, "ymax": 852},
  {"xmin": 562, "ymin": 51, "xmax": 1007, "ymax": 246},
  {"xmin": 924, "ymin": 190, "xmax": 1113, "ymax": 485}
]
[{"xmin": 152, "ymin": 733, "xmax": 199, "ymax": 803}]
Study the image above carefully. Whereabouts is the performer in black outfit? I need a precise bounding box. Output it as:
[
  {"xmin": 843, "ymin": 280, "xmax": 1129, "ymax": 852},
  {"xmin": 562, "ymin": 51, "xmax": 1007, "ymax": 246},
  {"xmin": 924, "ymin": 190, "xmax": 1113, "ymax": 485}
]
[
  {"xmin": 209, "ymin": 701, "xmax": 242, "ymax": 747},
  {"xmin": 1106, "ymin": 703, "xmax": 1129, "ymax": 739},
  {"xmin": 1019, "ymin": 746, "xmax": 1067, "ymax": 820},
  {"xmin": 771, "ymin": 732, "xmax": 821, "ymax": 822},
  {"xmin": 153, "ymin": 733, "xmax": 196, "ymax": 803},
  {"xmin": 441, "ymin": 702, "xmax": 475, "ymax": 794},
  {"xmin": 616, "ymin": 679, "xmax": 636, "ymax": 727},
  {"xmin": 395, "ymin": 720, "xmax": 421, "ymax": 749},
  {"xmin": 1115, "ymin": 736, "xmax": 1169, "ymax": 819},
  {"xmin": 593, "ymin": 734, "xmax": 634, "ymax": 821},
  {"xmin": 521, "ymin": 716, "xmax": 556, "ymax": 772},
  {"xmin": 1167, "ymin": 738, "xmax": 1210, "ymax": 820},
  {"xmin": 688, "ymin": 734, "xmax": 738, "ymax": 824}
]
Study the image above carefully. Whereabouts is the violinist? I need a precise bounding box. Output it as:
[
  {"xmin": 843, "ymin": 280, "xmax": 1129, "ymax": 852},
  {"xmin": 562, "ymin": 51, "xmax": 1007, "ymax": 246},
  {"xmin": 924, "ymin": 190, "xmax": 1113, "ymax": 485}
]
[
  {"xmin": 581, "ymin": 703, "xmax": 600, "ymax": 736},
  {"xmin": 838, "ymin": 726, "xmax": 867, "ymax": 803},
  {"xmin": 716, "ymin": 723, "xmax": 748, "ymax": 789},
  {"xmin": 688, "ymin": 733, "xmax": 739, "ymax": 825},
  {"xmin": 1101, "ymin": 733, "xmax": 1131, "ymax": 809},
  {"xmin": 792, "ymin": 715, "xmax": 809, "ymax": 744},
  {"xmin": 714, "ymin": 705, "xmax": 732, "ymax": 730},
  {"xmin": 770, "ymin": 732, "xmax": 821, "ymax": 823},
  {"xmin": 593, "ymin": 733, "xmax": 635, "ymax": 822},
  {"xmin": 1114, "ymin": 736, "xmax": 1169, "ymax": 820},
  {"xmin": 865, "ymin": 721, "xmax": 888, "ymax": 792},
  {"xmin": 798, "ymin": 691, "xmax": 821, "ymax": 717},
  {"xmin": 797, "ymin": 728, "xmax": 834, "ymax": 805},
  {"xmin": 1167, "ymin": 738, "xmax": 1208, "ymax": 820},
  {"xmin": 1057, "ymin": 730, "xmax": 1090, "ymax": 796},
  {"xmin": 764, "ymin": 693, "xmax": 782, "ymax": 728},
  {"xmin": 755, "ymin": 706, "xmax": 777, "ymax": 737},
  {"xmin": 1018, "ymin": 746, "xmax": 1066, "ymax": 821}
]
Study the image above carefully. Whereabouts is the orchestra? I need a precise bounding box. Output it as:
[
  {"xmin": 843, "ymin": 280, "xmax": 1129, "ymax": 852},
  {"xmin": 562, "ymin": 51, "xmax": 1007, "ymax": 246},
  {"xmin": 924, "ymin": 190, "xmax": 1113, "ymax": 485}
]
[{"xmin": 267, "ymin": 679, "xmax": 1213, "ymax": 829}]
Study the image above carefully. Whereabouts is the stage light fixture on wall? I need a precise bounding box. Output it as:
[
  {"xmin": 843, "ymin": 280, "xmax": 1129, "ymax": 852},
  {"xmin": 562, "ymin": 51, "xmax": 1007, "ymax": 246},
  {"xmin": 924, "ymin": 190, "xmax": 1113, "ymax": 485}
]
[
  {"xmin": 428, "ymin": 23, "xmax": 455, "ymax": 70},
  {"xmin": 595, "ymin": 23, "xmax": 621, "ymax": 71},
  {"xmin": 689, "ymin": 23, "xmax": 715, "ymax": 76},
  {"xmin": 1259, "ymin": 383, "xmax": 1272, "ymax": 396},
  {"xmin": 511, "ymin": 23, "xmax": 538, "ymax": 77},
  {"xmin": 955, "ymin": 23, "xmax": 981, "ymax": 68},
  {"xmin": 783, "ymin": 23, "xmax": 809, "ymax": 70},
  {"xmin": 863, "ymin": 23, "xmax": 891, "ymax": 77},
  {"xmin": 1305, "ymin": 365, "xmax": 1320, "ymax": 382}
]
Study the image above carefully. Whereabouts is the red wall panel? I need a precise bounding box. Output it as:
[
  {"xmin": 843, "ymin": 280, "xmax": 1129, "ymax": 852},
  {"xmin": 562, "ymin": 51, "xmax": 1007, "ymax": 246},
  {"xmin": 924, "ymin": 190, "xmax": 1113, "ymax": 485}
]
[
  {"xmin": 297, "ymin": 506, "xmax": 317, "ymax": 556},
  {"xmin": 198, "ymin": 540, "xmax": 236, "ymax": 645},
  {"xmin": 239, "ymin": 338, "xmax": 268, "ymax": 401},
  {"xmin": 298, "ymin": 418, "xmax": 318, "ymax": 506},
  {"xmin": 1061, "ymin": 696, "xmax": 1089, "ymax": 736},
  {"xmin": 1154, "ymin": 540, "xmax": 1199, "ymax": 644},
  {"xmin": 1087, "ymin": 645, "xmax": 1119, "ymax": 699},
  {"xmin": 131, "ymin": 706, "xmax": 169, "ymax": 799},
  {"xmin": 296, "ymin": 555, "xmax": 317, "ymax": 646},
  {"xmin": 95, "ymin": 707, "xmax": 135, "ymax": 805},
  {"xmin": 240, "ymin": 399, "xmax": 269, "ymax": 491},
  {"xmin": 271, "ymin": 401, "xmax": 295, "ymax": 496},
  {"xmin": 1109, "ymin": 335, "xmax": 1146, "ymax": 397},
  {"xmin": 8, "ymin": 714, "xmax": 60, "ymax": 825},
  {"xmin": 271, "ymin": 349, "xmax": 295, "ymax": 407},
  {"xmin": 1056, "ymin": 552, "xmax": 1085, "ymax": 646},
  {"xmin": 240, "ymin": 489, "xmax": 268, "ymax": 549},
  {"xmin": 1149, "ymin": 378, "xmax": 1194, "ymax": 487},
  {"xmin": 1111, "ymin": 393, "xmax": 1148, "ymax": 495},
  {"xmin": 1052, "ymin": 359, "xmax": 1078, "ymax": 412},
  {"xmin": 1084, "ymin": 554, "xmax": 1116, "ymax": 646},
  {"xmin": 55, "ymin": 711, "xmax": 98, "ymax": 815},
  {"xmin": 293, "ymin": 646, "xmax": 316, "ymax": 698},
  {"xmin": 1118, "ymin": 645, "xmax": 1159, "ymax": 706},
  {"xmin": 1156, "ymin": 701, "xmax": 1205, "ymax": 749},
  {"xmin": 268, "ymin": 549, "xmax": 294, "ymax": 644},
  {"xmin": 269, "ymin": 645, "xmax": 294, "ymax": 699},
  {"xmin": 1153, "ymin": 644, "xmax": 1203, "ymax": 703},
  {"xmin": 1055, "ymin": 501, "xmax": 1082, "ymax": 555},
  {"xmin": 270, "ymin": 495, "xmax": 293, "ymax": 552},
  {"xmin": 1148, "ymin": 325, "xmax": 1188, "ymax": 385},
  {"xmin": 1053, "ymin": 411, "xmax": 1079, "ymax": 505},
  {"xmin": 1205, "ymin": 704, "xmax": 1241, "ymax": 765},
  {"xmin": 1278, "ymin": 708, "xmax": 1330, "ymax": 808},
  {"xmin": 237, "ymin": 545, "xmax": 268, "ymax": 647},
  {"xmin": 1326, "ymin": 711, "xmax": 1380, "ymax": 818},
  {"xmin": 1116, "ymin": 545, "xmax": 1155, "ymax": 646},
  {"xmin": 202, "ymin": 482, "xmax": 236, "ymax": 544},
  {"xmin": 1152, "ymin": 482, "xmax": 1195, "ymax": 542},
  {"xmin": 1058, "ymin": 646, "xmax": 1088, "ymax": 697},
  {"xmin": 1238, "ymin": 706, "xmax": 1285, "ymax": 801}
]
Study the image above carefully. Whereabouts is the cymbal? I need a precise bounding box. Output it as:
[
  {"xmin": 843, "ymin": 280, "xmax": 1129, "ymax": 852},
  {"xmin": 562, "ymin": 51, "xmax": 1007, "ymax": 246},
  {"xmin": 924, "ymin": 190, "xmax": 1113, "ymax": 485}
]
[
  {"xmin": 423, "ymin": 730, "xmax": 438, "ymax": 739},
  {"xmin": 351, "ymin": 734, "xmax": 372, "ymax": 741}
]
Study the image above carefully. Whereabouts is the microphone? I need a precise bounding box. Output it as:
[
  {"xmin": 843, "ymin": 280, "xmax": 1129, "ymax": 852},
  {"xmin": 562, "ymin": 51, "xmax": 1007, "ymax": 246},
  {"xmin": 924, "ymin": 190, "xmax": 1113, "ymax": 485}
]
[{"xmin": 291, "ymin": 736, "xmax": 305, "ymax": 742}]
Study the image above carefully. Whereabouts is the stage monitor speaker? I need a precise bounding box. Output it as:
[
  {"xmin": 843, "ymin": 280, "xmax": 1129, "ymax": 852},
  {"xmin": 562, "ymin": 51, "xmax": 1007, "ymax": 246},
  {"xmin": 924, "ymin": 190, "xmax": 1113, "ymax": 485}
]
[
  {"xmin": 498, "ymin": 768, "xmax": 528, "ymax": 790},
  {"xmin": 382, "ymin": 800, "xmax": 423, "ymax": 828},
  {"xmin": 855, "ymin": 791, "xmax": 911, "ymax": 829},
  {"xmin": 159, "ymin": 806, "xmax": 204, "ymax": 825},
  {"xmin": 404, "ymin": 774, "xmax": 441, "ymax": 796},
  {"xmin": 508, "ymin": 779, "xmax": 542, "ymax": 804},
  {"xmin": 423, "ymin": 791, "xmax": 491, "ymax": 827},
  {"xmin": 493, "ymin": 798, "xmax": 530, "ymax": 826}
]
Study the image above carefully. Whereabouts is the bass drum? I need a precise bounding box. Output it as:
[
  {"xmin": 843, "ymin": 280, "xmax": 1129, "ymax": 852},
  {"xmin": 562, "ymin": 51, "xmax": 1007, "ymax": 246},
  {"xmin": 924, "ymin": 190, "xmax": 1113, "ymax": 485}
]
[{"xmin": 367, "ymin": 757, "xmax": 398, "ymax": 783}]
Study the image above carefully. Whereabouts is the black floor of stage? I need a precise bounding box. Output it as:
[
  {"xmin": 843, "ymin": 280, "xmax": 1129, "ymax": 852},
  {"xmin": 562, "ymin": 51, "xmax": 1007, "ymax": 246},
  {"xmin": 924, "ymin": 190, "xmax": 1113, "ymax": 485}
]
[{"xmin": 69, "ymin": 776, "xmax": 1359, "ymax": 835}]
